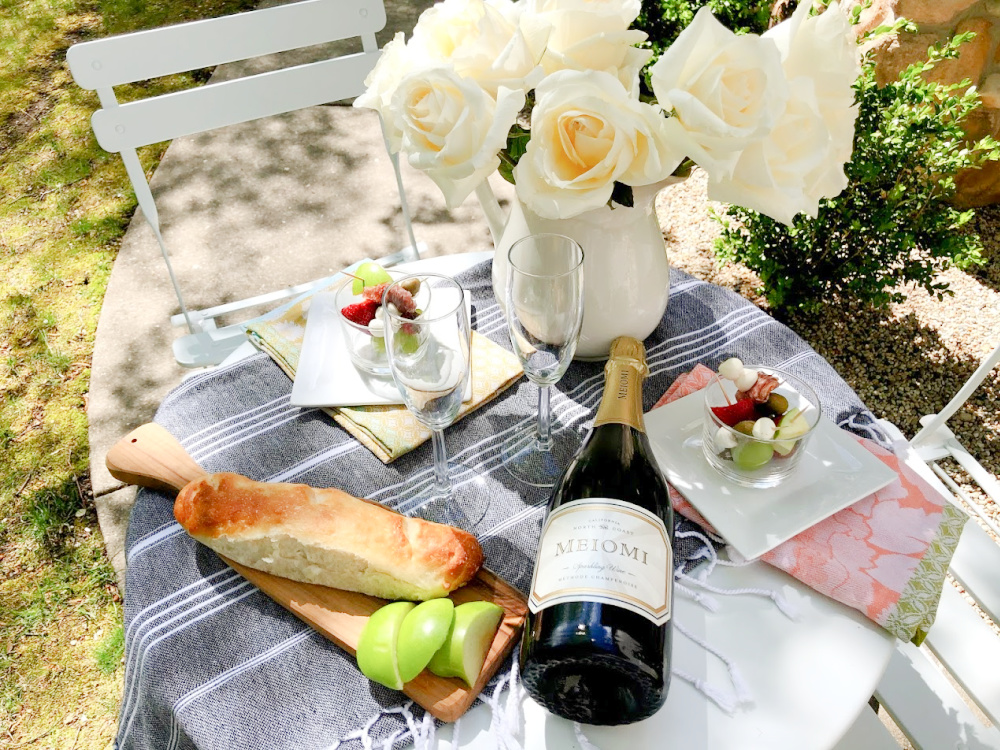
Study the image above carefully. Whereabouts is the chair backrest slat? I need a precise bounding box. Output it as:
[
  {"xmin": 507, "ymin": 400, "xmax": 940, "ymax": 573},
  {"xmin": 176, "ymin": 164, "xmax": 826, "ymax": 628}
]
[
  {"xmin": 66, "ymin": 0, "xmax": 420, "ymax": 367},
  {"xmin": 923, "ymin": 579, "xmax": 1000, "ymax": 727},
  {"xmin": 947, "ymin": 520, "xmax": 1000, "ymax": 629},
  {"xmin": 90, "ymin": 52, "xmax": 380, "ymax": 152},
  {"xmin": 67, "ymin": 0, "xmax": 386, "ymax": 90}
]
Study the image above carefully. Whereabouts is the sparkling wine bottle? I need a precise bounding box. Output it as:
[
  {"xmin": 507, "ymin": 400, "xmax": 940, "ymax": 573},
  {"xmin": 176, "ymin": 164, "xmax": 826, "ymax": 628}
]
[{"xmin": 519, "ymin": 337, "xmax": 674, "ymax": 725}]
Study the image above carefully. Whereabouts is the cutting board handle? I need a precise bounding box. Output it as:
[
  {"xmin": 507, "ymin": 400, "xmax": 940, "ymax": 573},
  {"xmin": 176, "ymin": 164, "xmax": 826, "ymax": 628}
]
[{"xmin": 106, "ymin": 423, "xmax": 207, "ymax": 492}]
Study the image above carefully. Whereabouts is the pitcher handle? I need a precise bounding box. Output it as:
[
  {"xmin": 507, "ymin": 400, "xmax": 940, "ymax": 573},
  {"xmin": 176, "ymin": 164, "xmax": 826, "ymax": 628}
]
[{"xmin": 474, "ymin": 179, "xmax": 507, "ymax": 246}]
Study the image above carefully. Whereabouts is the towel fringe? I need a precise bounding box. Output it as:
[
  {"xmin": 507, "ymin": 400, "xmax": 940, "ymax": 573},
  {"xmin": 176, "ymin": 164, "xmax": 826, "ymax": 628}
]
[
  {"xmin": 337, "ymin": 539, "xmax": 799, "ymax": 748},
  {"xmin": 674, "ymin": 621, "xmax": 752, "ymax": 707},
  {"xmin": 572, "ymin": 721, "xmax": 602, "ymax": 750},
  {"xmin": 677, "ymin": 571, "xmax": 799, "ymax": 620},
  {"xmin": 502, "ymin": 660, "xmax": 525, "ymax": 744},
  {"xmin": 488, "ymin": 660, "xmax": 525, "ymax": 750},
  {"xmin": 395, "ymin": 702, "xmax": 432, "ymax": 750},
  {"xmin": 676, "ymin": 528, "xmax": 721, "ymax": 578},
  {"xmin": 330, "ymin": 700, "xmax": 434, "ymax": 750},
  {"xmin": 671, "ymin": 667, "xmax": 742, "ymax": 714},
  {"xmin": 675, "ymin": 581, "xmax": 720, "ymax": 612}
]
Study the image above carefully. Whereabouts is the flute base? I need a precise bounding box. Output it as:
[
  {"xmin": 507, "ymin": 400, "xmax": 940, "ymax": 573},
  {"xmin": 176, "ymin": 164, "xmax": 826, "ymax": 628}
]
[
  {"xmin": 410, "ymin": 462, "xmax": 489, "ymax": 532},
  {"xmin": 502, "ymin": 423, "xmax": 582, "ymax": 488}
]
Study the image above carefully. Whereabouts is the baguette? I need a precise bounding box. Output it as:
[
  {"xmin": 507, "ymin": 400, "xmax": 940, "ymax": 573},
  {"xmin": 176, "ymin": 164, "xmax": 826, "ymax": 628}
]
[{"xmin": 173, "ymin": 472, "xmax": 483, "ymax": 601}]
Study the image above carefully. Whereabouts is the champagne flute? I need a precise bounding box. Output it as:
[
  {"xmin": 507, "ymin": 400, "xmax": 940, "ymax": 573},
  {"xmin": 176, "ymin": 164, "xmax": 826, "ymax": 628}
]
[
  {"xmin": 383, "ymin": 273, "xmax": 482, "ymax": 528},
  {"xmin": 502, "ymin": 234, "xmax": 585, "ymax": 487}
]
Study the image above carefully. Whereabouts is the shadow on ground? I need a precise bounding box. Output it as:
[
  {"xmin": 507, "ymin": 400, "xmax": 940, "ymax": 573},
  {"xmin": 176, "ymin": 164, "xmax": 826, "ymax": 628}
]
[{"xmin": 787, "ymin": 302, "xmax": 998, "ymax": 480}]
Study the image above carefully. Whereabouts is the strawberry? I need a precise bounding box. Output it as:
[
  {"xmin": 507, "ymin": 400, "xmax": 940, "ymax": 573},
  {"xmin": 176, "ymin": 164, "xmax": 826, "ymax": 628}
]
[
  {"xmin": 711, "ymin": 398, "xmax": 757, "ymax": 427},
  {"xmin": 340, "ymin": 299, "xmax": 379, "ymax": 326}
]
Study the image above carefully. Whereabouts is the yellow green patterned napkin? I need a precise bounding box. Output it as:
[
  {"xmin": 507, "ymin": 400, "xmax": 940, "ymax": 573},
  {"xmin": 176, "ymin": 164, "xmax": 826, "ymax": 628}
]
[{"xmin": 244, "ymin": 278, "xmax": 523, "ymax": 463}]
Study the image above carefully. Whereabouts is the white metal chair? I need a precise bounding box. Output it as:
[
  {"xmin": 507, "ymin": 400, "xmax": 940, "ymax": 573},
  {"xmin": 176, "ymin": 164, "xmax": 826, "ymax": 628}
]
[
  {"xmin": 910, "ymin": 341, "xmax": 1000, "ymax": 518},
  {"xmin": 67, "ymin": 0, "xmax": 420, "ymax": 368},
  {"xmin": 835, "ymin": 414, "xmax": 1000, "ymax": 750}
]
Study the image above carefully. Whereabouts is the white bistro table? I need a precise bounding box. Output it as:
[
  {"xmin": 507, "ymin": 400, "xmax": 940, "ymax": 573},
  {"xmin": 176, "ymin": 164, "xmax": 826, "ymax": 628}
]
[
  {"xmin": 395, "ymin": 253, "xmax": 894, "ymax": 750},
  {"xmin": 220, "ymin": 251, "xmax": 894, "ymax": 750}
]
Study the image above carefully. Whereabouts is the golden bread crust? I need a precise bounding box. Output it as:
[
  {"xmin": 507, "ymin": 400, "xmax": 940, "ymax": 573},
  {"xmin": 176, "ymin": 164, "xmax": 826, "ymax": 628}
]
[{"xmin": 174, "ymin": 472, "xmax": 483, "ymax": 600}]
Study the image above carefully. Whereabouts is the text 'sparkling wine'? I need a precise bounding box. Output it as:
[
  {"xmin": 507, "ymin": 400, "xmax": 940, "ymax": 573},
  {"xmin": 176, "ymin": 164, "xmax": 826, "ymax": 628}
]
[{"xmin": 519, "ymin": 337, "xmax": 674, "ymax": 725}]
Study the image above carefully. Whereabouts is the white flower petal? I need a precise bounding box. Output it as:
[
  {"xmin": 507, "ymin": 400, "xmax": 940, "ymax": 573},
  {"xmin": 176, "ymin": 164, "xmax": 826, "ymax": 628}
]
[
  {"xmin": 514, "ymin": 69, "xmax": 683, "ymax": 219},
  {"xmin": 706, "ymin": 3, "xmax": 859, "ymax": 224},
  {"xmin": 394, "ymin": 69, "xmax": 524, "ymax": 208},
  {"xmin": 649, "ymin": 8, "xmax": 789, "ymax": 180}
]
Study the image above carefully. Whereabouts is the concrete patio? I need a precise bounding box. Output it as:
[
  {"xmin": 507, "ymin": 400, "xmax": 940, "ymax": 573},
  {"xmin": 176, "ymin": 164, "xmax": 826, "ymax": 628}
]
[{"xmin": 86, "ymin": 0, "xmax": 515, "ymax": 587}]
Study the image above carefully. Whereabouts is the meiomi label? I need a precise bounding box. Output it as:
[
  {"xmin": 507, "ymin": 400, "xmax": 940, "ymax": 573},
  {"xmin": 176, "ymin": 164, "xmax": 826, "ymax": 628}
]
[{"xmin": 528, "ymin": 498, "xmax": 672, "ymax": 626}]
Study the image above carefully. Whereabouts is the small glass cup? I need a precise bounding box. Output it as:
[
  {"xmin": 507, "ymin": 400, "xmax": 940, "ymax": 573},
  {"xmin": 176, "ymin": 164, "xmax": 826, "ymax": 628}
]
[
  {"xmin": 701, "ymin": 366, "xmax": 821, "ymax": 488},
  {"xmin": 335, "ymin": 270, "xmax": 426, "ymax": 377}
]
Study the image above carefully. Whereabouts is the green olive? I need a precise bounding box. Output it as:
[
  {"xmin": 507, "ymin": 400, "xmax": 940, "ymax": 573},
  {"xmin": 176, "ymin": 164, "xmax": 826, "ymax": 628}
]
[
  {"xmin": 766, "ymin": 393, "xmax": 789, "ymax": 415},
  {"xmin": 733, "ymin": 420, "xmax": 757, "ymax": 436},
  {"xmin": 401, "ymin": 278, "xmax": 421, "ymax": 295}
]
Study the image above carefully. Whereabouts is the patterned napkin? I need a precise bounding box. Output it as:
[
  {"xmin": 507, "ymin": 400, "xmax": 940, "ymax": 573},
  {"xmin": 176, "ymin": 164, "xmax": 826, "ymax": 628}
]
[
  {"xmin": 243, "ymin": 277, "xmax": 523, "ymax": 463},
  {"xmin": 658, "ymin": 364, "xmax": 968, "ymax": 643}
]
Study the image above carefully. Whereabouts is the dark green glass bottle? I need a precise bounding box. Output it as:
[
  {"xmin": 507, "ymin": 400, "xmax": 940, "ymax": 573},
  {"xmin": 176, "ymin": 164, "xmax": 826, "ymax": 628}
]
[{"xmin": 519, "ymin": 337, "xmax": 674, "ymax": 725}]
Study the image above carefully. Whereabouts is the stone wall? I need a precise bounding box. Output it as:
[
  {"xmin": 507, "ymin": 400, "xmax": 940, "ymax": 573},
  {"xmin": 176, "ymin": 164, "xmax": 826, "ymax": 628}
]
[{"xmin": 855, "ymin": 0, "xmax": 1000, "ymax": 206}]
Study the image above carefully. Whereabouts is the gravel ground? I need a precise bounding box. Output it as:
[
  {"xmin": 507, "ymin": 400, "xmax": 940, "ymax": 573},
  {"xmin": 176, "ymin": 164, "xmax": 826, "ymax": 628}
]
[{"xmin": 656, "ymin": 169, "xmax": 1000, "ymax": 530}]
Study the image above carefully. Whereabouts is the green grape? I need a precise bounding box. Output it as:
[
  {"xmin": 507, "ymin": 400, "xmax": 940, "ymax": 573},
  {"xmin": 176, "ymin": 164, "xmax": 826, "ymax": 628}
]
[
  {"xmin": 353, "ymin": 262, "xmax": 392, "ymax": 295},
  {"xmin": 397, "ymin": 331, "xmax": 420, "ymax": 354},
  {"xmin": 731, "ymin": 440, "xmax": 774, "ymax": 471}
]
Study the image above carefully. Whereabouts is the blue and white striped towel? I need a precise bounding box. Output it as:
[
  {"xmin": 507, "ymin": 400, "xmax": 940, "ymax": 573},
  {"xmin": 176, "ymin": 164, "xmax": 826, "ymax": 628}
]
[{"xmin": 116, "ymin": 262, "xmax": 882, "ymax": 750}]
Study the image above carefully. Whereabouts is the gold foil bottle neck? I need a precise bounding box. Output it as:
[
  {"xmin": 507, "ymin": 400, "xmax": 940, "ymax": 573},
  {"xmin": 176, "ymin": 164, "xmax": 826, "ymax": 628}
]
[
  {"xmin": 594, "ymin": 337, "xmax": 647, "ymax": 431},
  {"xmin": 606, "ymin": 336, "xmax": 649, "ymax": 379}
]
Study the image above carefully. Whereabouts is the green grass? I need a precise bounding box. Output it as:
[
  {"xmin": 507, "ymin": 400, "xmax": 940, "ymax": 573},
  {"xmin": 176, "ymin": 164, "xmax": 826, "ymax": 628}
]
[
  {"xmin": 0, "ymin": 0, "xmax": 255, "ymax": 746},
  {"xmin": 94, "ymin": 625, "xmax": 124, "ymax": 675}
]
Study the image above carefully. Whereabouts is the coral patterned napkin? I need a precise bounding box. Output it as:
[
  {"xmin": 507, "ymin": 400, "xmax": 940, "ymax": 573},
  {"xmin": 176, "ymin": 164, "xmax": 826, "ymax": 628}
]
[
  {"xmin": 244, "ymin": 278, "xmax": 523, "ymax": 464},
  {"xmin": 658, "ymin": 365, "xmax": 968, "ymax": 643}
]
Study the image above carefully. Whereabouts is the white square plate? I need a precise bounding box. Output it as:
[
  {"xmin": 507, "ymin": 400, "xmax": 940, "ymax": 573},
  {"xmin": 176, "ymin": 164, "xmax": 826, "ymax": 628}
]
[
  {"xmin": 644, "ymin": 391, "xmax": 898, "ymax": 559},
  {"xmin": 290, "ymin": 291, "xmax": 473, "ymax": 408}
]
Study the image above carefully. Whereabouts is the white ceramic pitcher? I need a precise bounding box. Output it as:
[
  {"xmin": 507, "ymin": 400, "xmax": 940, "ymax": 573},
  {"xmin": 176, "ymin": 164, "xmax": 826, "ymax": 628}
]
[{"xmin": 475, "ymin": 178, "xmax": 679, "ymax": 360}]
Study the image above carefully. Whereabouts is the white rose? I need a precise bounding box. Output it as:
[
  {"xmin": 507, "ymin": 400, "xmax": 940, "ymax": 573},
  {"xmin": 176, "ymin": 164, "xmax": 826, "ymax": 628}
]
[
  {"xmin": 771, "ymin": 0, "xmax": 860, "ymax": 203},
  {"xmin": 649, "ymin": 7, "xmax": 789, "ymax": 179},
  {"xmin": 523, "ymin": 0, "xmax": 641, "ymax": 28},
  {"xmin": 542, "ymin": 20, "xmax": 650, "ymax": 94},
  {"xmin": 707, "ymin": 2, "xmax": 860, "ymax": 224},
  {"xmin": 392, "ymin": 68, "xmax": 525, "ymax": 207},
  {"xmin": 410, "ymin": 0, "xmax": 549, "ymax": 95},
  {"xmin": 521, "ymin": 0, "xmax": 648, "ymax": 93},
  {"xmin": 353, "ymin": 33, "xmax": 421, "ymax": 152},
  {"xmin": 514, "ymin": 70, "xmax": 685, "ymax": 219}
]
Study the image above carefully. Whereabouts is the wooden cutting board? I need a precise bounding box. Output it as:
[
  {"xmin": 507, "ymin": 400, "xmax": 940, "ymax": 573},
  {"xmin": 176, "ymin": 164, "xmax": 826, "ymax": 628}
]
[{"xmin": 107, "ymin": 423, "xmax": 528, "ymax": 722}]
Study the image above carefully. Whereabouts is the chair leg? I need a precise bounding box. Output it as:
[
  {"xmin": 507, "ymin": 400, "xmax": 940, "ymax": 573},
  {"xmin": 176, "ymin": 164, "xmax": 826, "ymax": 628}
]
[
  {"xmin": 121, "ymin": 149, "xmax": 199, "ymax": 335},
  {"xmin": 911, "ymin": 342, "xmax": 1000, "ymax": 449},
  {"xmin": 380, "ymin": 114, "xmax": 420, "ymax": 261}
]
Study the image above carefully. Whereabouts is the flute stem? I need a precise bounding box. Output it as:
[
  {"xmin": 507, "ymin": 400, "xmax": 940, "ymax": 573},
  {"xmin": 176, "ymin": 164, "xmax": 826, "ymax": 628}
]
[
  {"xmin": 537, "ymin": 385, "xmax": 552, "ymax": 451},
  {"xmin": 431, "ymin": 428, "xmax": 450, "ymax": 497}
]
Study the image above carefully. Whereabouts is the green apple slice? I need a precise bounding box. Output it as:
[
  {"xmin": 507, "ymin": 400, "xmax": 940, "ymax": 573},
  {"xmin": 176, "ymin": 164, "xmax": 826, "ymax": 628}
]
[
  {"xmin": 396, "ymin": 598, "xmax": 455, "ymax": 683},
  {"xmin": 427, "ymin": 601, "xmax": 504, "ymax": 686},
  {"xmin": 774, "ymin": 408, "xmax": 809, "ymax": 455},
  {"xmin": 356, "ymin": 601, "xmax": 415, "ymax": 690},
  {"xmin": 352, "ymin": 261, "xmax": 392, "ymax": 295}
]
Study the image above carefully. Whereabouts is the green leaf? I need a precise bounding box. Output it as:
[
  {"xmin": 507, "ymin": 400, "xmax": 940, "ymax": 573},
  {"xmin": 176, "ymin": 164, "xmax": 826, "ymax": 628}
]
[{"xmin": 610, "ymin": 182, "xmax": 634, "ymax": 208}]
